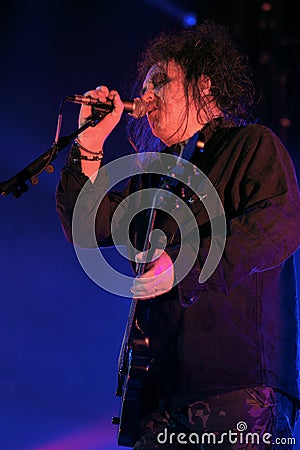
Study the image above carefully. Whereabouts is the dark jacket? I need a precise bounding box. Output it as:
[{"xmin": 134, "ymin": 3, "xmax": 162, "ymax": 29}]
[{"xmin": 56, "ymin": 120, "xmax": 300, "ymax": 408}]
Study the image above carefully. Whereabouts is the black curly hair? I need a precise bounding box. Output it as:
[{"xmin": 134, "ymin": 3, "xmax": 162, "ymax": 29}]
[{"xmin": 127, "ymin": 20, "xmax": 257, "ymax": 153}]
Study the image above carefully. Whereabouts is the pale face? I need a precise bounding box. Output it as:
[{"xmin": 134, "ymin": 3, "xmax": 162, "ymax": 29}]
[{"xmin": 141, "ymin": 60, "xmax": 201, "ymax": 146}]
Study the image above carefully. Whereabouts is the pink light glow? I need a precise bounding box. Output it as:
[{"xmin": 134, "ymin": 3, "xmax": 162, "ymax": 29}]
[{"xmin": 28, "ymin": 421, "xmax": 118, "ymax": 450}]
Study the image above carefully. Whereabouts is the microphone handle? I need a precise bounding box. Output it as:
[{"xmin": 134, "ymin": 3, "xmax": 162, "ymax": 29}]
[
  {"xmin": 66, "ymin": 95, "xmax": 148, "ymax": 118},
  {"xmin": 66, "ymin": 95, "xmax": 134, "ymax": 113}
]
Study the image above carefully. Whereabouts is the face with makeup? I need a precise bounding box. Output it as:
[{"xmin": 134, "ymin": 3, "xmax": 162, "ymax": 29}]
[{"xmin": 141, "ymin": 60, "xmax": 204, "ymax": 146}]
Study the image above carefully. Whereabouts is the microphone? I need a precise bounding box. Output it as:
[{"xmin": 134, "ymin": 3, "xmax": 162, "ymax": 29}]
[{"xmin": 66, "ymin": 94, "xmax": 148, "ymax": 119}]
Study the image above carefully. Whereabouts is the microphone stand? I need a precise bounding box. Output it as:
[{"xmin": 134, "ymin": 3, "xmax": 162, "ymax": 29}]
[{"xmin": 0, "ymin": 108, "xmax": 109, "ymax": 198}]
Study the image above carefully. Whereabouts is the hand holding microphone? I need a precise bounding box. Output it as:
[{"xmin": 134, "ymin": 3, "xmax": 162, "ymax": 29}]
[
  {"xmin": 68, "ymin": 85, "xmax": 148, "ymax": 180},
  {"xmin": 74, "ymin": 86, "xmax": 126, "ymax": 153},
  {"xmin": 67, "ymin": 93, "xmax": 148, "ymax": 119},
  {"xmin": 68, "ymin": 86, "xmax": 148, "ymax": 152}
]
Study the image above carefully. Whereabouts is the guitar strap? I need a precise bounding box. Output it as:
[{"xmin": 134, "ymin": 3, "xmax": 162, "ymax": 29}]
[
  {"xmin": 147, "ymin": 130, "xmax": 204, "ymax": 247},
  {"xmin": 176, "ymin": 129, "xmax": 201, "ymax": 162}
]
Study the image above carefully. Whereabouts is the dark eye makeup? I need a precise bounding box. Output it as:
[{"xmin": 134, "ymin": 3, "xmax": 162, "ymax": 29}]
[
  {"xmin": 140, "ymin": 71, "xmax": 171, "ymax": 96},
  {"xmin": 152, "ymin": 73, "xmax": 171, "ymax": 88}
]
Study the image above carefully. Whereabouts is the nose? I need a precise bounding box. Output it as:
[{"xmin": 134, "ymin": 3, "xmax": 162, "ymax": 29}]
[{"xmin": 141, "ymin": 84, "xmax": 155, "ymax": 103}]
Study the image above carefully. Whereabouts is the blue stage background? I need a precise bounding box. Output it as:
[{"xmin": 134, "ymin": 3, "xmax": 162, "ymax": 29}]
[{"xmin": 0, "ymin": 1, "xmax": 299, "ymax": 449}]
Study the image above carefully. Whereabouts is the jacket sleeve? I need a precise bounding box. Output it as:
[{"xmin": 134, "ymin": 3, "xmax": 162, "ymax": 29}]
[
  {"xmin": 166, "ymin": 128, "xmax": 300, "ymax": 305},
  {"xmin": 55, "ymin": 160, "xmax": 131, "ymax": 248}
]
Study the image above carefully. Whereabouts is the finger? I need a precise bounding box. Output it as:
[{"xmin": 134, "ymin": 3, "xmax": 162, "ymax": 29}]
[
  {"xmin": 132, "ymin": 284, "xmax": 172, "ymax": 300},
  {"xmin": 107, "ymin": 89, "xmax": 119, "ymax": 100},
  {"xmin": 79, "ymin": 90, "xmax": 103, "ymax": 116},
  {"xmin": 138, "ymin": 265, "xmax": 173, "ymax": 281},
  {"xmin": 95, "ymin": 85, "xmax": 109, "ymax": 97},
  {"xmin": 132, "ymin": 276, "xmax": 155, "ymax": 288},
  {"xmin": 132, "ymin": 279, "xmax": 156, "ymax": 291},
  {"xmin": 109, "ymin": 91, "xmax": 124, "ymax": 116},
  {"xmin": 131, "ymin": 285, "xmax": 160, "ymax": 300},
  {"xmin": 134, "ymin": 271, "xmax": 160, "ymax": 283},
  {"xmin": 131, "ymin": 279, "xmax": 167, "ymax": 297},
  {"xmin": 82, "ymin": 86, "xmax": 109, "ymax": 104}
]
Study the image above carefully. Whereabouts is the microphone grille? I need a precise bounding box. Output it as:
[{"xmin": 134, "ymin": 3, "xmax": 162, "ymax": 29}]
[{"xmin": 130, "ymin": 98, "xmax": 148, "ymax": 119}]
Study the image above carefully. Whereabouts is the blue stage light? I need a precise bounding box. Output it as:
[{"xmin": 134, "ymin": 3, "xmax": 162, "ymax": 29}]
[{"xmin": 183, "ymin": 12, "xmax": 197, "ymax": 28}]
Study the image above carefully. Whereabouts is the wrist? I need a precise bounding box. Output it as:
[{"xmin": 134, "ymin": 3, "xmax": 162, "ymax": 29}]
[
  {"xmin": 77, "ymin": 131, "xmax": 105, "ymax": 150},
  {"xmin": 73, "ymin": 139, "xmax": 103, "ymax": 161}
]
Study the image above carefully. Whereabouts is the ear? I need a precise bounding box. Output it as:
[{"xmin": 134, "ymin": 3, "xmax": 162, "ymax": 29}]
[{"xmin": 198, "ymin": 74, "xmax": 211, "ymax": 95}]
